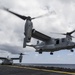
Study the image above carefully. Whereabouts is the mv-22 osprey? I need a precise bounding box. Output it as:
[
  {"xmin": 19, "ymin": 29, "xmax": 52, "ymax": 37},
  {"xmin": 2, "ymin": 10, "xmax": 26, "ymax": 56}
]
[
  {"xmin": 3, "ymin": 7, "xmax": 75, "ymax": 55},
  {"xmin": 0, "ymin": 53, "xmax": 24, "ymax": 65}
]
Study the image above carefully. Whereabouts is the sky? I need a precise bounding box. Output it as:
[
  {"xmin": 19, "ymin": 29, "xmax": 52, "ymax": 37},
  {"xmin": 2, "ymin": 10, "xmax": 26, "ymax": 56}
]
[{"xmin": 0, "ymin": 0, "xmax": 75, "ymax": 64}]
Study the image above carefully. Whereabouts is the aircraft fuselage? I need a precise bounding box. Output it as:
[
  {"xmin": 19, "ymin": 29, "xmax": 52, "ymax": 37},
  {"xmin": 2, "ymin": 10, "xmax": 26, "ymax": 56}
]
[{"xmin": 35, "ymin": 38, "xmax": 75, "ymax": 52}]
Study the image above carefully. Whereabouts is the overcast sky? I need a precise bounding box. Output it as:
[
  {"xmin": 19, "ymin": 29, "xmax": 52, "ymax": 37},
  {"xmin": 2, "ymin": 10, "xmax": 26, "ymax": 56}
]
[{"xmin": 0, "ymin": 0, "xmax": 75, "ymax": 64}]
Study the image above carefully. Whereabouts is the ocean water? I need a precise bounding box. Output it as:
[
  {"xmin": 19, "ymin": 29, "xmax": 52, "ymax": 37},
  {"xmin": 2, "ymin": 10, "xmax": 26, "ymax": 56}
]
[{"xmin": 22, "ymin": 63, "xmax": 75, "ymax": 69}]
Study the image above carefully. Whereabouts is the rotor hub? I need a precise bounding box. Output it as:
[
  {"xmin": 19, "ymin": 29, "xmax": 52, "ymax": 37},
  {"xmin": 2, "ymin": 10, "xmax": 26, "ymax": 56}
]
[{"xmin": 27, "ymin": 16, "xmax": 31, "ymax": 21}]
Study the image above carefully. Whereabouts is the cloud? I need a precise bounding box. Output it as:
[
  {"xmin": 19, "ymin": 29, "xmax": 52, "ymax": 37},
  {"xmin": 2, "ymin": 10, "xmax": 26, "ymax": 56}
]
[
  {"xmin": 58, "ymin": 0, "xmax": 75, "ymax": 3},
  {"xmin": 35, "ymin": 53, "xmax": 39, "ymax": 57},
  {"xmin": 0, "ymin": 43, "xmax": 25, "ymax": 54},
  {"xmin": 67, "ymin": 53, "xmax": 74, "ymax": 56}
]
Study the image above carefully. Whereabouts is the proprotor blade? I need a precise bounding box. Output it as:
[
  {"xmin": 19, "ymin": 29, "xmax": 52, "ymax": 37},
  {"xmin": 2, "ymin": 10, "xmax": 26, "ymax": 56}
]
[
  {"xmin": 32, "ymin": 13, "xmax": 49, "ymax": 20},
  {"xmin": 20, "ymin": 53, "xmax": 25, "ymax": 55},
  {"xmin": 3, "ymin": 7, "xmax": 27, "ymax": 20},
  {"xmin": 50, "ymin": 32, "xmax": 66, "ymax": 35},
  {"xmin": 50, "ymin": 30, "xmax": 75, "ymax": 36},
  {"xmin": 68, "ymin": 30, "xmax": 75, "ymax": 35}
]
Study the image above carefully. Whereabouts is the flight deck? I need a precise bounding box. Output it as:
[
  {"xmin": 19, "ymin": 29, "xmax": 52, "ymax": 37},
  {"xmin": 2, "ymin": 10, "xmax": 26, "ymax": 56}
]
[{"xmin": 0, "ymin": 65, "xmax": 75, "ymax": 75}]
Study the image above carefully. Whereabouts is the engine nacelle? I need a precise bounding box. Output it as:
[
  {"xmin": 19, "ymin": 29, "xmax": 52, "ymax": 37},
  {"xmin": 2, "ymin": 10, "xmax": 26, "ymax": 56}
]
[
  {"xmin": 23, "ymin": 19, "xmax": 33, "ymax": 48},
  {"xmin": 19, "ymin": 53, "xmax": 23, "ymax": 63},
  {"xmin": 24, "ymin": 20, "xmax": 33, "ymax": 42}
]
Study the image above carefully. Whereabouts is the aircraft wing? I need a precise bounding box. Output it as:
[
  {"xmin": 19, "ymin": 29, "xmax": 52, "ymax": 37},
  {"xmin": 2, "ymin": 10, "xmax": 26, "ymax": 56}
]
[
  {"xmin": 32, "ymin": 29, "xmax": 51, "ymax": 42},
  {"xmin": 11, "ymin": 58, "xmax": 19, "ymax": 60},
  {"xmin": 0, "ymin": 57, "xmax": 7, "ymax": 60}
]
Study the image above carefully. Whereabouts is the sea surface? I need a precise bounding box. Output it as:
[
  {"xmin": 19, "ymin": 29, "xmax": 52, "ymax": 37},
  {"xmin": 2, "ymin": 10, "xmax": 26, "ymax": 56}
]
[{"xmin": 22, "ymin": 63, "xmax": 75, "ymax": 69}]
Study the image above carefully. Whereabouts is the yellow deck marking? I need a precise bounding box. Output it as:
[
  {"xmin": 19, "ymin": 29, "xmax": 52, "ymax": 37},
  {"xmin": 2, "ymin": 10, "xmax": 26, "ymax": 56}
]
[{"xmin": 4, "ymin": 65, "xmax": 75, "ymax": 75}]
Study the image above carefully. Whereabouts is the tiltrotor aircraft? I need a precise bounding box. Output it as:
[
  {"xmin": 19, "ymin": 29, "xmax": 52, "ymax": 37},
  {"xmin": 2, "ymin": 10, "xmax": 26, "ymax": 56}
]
[
  {"xmin": 2, "ymin": 7, "xmax": 75, "ymax": 55},
  {"xmin": 0, "ymin": 53, "xmax": 24, "ymax": 65}
]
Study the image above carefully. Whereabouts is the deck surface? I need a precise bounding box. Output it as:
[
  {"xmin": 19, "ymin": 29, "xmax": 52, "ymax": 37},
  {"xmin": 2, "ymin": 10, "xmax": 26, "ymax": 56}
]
[{"xmin": 0, "ymin": 65, "xmax": 75, "ymax": 75}]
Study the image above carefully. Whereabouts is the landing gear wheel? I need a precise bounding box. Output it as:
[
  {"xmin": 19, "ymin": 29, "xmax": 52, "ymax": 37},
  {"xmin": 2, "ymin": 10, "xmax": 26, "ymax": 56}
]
[
  {"xmin": 50, "ymin": 52, "xmax": 53, "ymax": 55},
  {"xmin": 71, "ymin": 50, "xmax": 74, "ymax": 52},
  {"xmin": 39, "ymin": 49, "xmax": 42, "ymax": 54}
]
